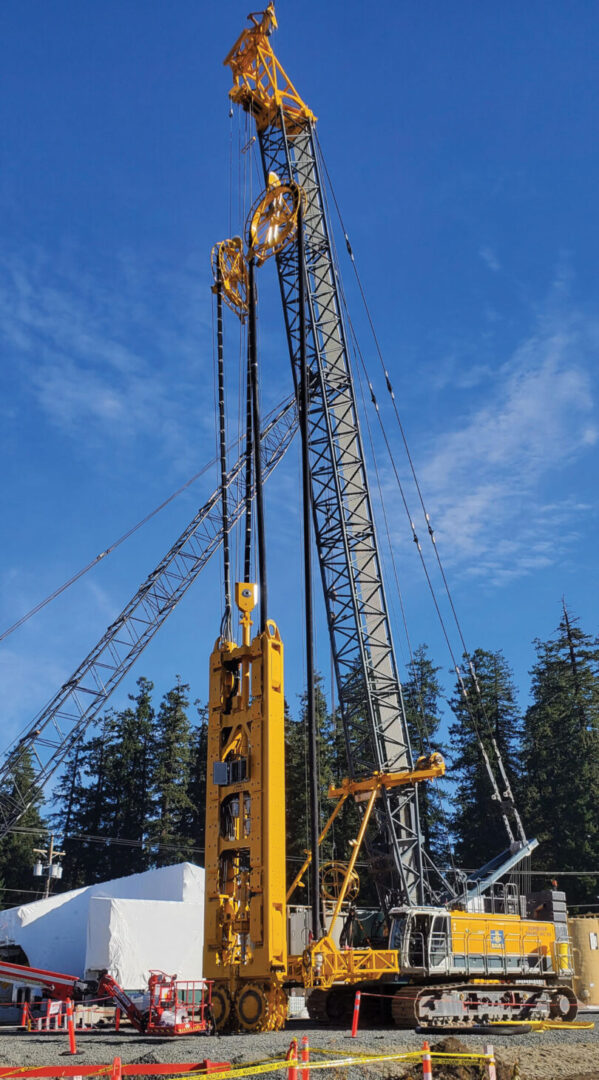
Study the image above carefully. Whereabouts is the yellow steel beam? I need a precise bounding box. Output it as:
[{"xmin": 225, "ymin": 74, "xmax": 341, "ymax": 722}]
[
  {"xmin": 328, "ymin": 753, "xmax": 445, "ymax": 800},
  {"xmin": 330, "ymin": 786, "xmax": 378, "ymax": 928},
  {"xmin": 286, "ymin": 792, "xmax": 349, "ymax": 903}
]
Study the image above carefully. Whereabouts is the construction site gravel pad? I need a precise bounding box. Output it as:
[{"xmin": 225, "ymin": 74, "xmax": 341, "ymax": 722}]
[{"xmin": 0, "ymin": 1021, "xmax": 598, "ymax": 1080}]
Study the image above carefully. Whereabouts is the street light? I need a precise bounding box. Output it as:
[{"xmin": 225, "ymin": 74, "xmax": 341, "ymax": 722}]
[{"xmin": 32, "ymin": 835, "xmax": 65, "ymax": 899}]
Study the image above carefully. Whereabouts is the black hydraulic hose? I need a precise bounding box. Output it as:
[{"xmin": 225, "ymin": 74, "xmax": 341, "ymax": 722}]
[
  {"xmin": 215, "ymin": 265, "xmax": 232, "ymax": 641},
  {"xmin": 248, "ymin": 255, "xmax": 268, "ymax": 632},
  {"xmin": 298, "ymin": 205, "xmax": 322, "ymax": 941},
  {"xmin": 243, "ymin": 335, "xmax": 253, "ymax": 585}
]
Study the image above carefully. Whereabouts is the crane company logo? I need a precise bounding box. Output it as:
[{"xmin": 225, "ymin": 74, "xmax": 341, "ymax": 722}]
[{"xmin": 490, "ymin": 930, "xmax": 505, "ymax": 948}]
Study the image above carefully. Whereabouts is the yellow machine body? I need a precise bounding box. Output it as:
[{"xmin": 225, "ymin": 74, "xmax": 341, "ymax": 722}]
[
  {"xmin": 203, "ymin": 584, "xmax": 288, "ymax": 1030},
  {"xmin": 390, "ymin": 905, "xmax": 573, "ymax": 979},
  {"xmin": 449, "ymin": 910, "xmax": 564, "ymax": 974}
]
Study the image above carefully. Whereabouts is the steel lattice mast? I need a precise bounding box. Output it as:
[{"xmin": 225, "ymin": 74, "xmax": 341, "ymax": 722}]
[
  {"xmin": 0, "ymin": 398, "xmax": 296, "ymax": 838},
  {"xmin": 225, "ymin": 7, "xmax": 444, "ymax": 906}
]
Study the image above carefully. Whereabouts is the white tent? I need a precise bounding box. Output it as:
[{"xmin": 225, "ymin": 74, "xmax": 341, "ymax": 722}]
[{"xmin": 0, "ymin": 862, "xmax": 205, "ymax": 989}]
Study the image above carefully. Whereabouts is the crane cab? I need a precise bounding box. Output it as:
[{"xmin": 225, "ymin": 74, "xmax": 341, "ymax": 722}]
[{"xmin": 389, "ymin": 907, "xmax": 452, "ymax": 975}]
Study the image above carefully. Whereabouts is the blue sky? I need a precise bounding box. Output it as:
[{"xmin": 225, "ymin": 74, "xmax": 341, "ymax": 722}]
[{"xmin": 1, "ymin": 1, "xmax": 598, "ymax": 762}]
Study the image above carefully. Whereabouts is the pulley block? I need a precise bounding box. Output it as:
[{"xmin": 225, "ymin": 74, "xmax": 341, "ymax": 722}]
[
  {"xmin": 246, "ymin": 174, "xmax": 302, "ymax": 264},
  {"xmin": 211, "ymin": 236, "xmax": 249, "ymax": 318}
]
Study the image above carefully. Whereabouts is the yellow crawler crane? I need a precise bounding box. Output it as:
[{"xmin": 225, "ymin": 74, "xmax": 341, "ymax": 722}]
[
  {"xmin": 204, "ymin": 583, "xmax": 287, "ymax": 1032},
  {"xmin": 207, "ymin": 5, "xmax": 582, "ymax": 1032}
]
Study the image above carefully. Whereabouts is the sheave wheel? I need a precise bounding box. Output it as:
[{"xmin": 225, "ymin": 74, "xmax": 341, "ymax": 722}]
[{"xmin": 211, "ymin": 983, "xmax": 233, "ymax": 1032}]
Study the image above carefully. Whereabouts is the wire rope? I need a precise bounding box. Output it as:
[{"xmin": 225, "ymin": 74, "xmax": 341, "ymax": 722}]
[
  {"xmin": 0, "ymin": 392, "xmax": 291, "ymax": 648},
  {"xmin": 351, "ymin": 321, "xmax": 457, "ymax": 879},
  {"xmin": 0, "ymin": 458, "xmax": 216, "ymax": 646},
  {"xmin": 315, "ymin": 133, "xmax": 526, "ymax": 847}
]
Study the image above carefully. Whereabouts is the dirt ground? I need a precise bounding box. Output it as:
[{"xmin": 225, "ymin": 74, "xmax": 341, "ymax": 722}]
[{"xmin": 0, "ymin": 1021, "xmax": 597, "ymax": 1080}]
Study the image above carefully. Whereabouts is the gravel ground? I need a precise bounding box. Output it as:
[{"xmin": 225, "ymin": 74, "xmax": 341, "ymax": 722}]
[{"xmin": 0, "ymin": 1018, "xmax": 598, "ymax": 1080}]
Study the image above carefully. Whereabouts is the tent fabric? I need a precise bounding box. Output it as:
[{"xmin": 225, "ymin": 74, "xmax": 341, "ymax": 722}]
[
  {"xmin": 85, "ymin": 897, "xmax": 204, "ymax": 987},
  {"xmin": 0, "ymin": 863, "xmax": 205, "ymax": 986}
]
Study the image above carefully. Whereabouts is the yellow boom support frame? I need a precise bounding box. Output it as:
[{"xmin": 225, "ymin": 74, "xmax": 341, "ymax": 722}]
[
  {"xmin": 224, "ymin": 4, "xmax": 315, "ymax": 135},
  {"xmin": 287, "ymin": 755, "xmax": 446, "ymax": 988}
]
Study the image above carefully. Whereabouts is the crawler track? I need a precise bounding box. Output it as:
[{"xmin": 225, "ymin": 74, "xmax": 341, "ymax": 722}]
[{"xmin": 391, "ymin": 982, "xmax": 578, "ymax": 1028}]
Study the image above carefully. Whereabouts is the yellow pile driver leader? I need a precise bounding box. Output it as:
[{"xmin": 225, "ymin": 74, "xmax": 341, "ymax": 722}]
[{"xmin": 204, "ymin": 583, "xmax": 287, "ymax": 1033}]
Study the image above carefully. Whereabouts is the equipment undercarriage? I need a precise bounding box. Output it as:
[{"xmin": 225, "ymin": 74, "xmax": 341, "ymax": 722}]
[{"xmin": 308, "ymin": 979, "xmax": 578, "ymax": 1029}]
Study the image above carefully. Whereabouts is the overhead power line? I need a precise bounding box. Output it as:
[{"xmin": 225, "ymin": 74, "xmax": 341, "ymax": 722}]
[
  {"xmin": 0, "ymin": 400, "xmax": 288, "ymax": 646},
  {"xmin": 0, "ymin": 464, "xmax": 217, "ymax": 644}
]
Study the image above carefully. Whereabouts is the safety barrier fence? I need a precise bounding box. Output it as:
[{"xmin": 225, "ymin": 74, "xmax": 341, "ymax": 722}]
[
  {"xmin": 18, "ymin": 998, "xmax": 121, "ymax": 1038},
  {"xmin": 0, "ymin": 1037, "xmax": 501, "ymax": 1080}
]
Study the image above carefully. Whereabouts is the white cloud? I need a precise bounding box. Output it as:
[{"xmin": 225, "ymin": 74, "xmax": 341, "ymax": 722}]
[
  {"xmin": 408, "ymin": 309, "xmax": 598, "ymax": 586},
  {"xmin": 0, "ymin": 644, "xmax": 70, "ymax": 743},
  {"xmin": 479, "ymin": 246, "xmax": 501, "ymax": 272},
  {"xmin": 0, "ymin": 248, "xmax": 213, "ymax": 472}
]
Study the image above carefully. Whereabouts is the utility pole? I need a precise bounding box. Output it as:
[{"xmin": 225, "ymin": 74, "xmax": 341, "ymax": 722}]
[{"xmin": 33, "ymin": 834, "xmax": 65, "ymax": 899}]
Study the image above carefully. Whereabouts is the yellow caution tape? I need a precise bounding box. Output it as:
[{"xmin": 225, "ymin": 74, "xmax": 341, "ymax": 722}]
[
  {"xmin": 489, "ymin": 1019, "xmax": 594, "ymax": 1031},
  {"xmin": 0, "ymin": 1046, "xmax": 502, "ymax": 1080},
  {"xmin": 147, "ymin": 1047, "xmax": 499, "ymax": 1080}
]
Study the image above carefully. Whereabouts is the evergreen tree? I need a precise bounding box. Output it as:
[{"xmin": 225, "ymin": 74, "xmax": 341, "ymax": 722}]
[
  {"xmin": 51, "ymin": 736, "xmax": 88, "ymax": 889},
  {"xmin": 449, "ymin": 649, "xmax": 522, "ymax": 870},
  {"xmin": 52, "ymin": 679, "xmax": 157, "ymax": 887},
  {"xmin": 101, "ymin": 677, "xmax": 156, "ymax": 878},
  {"xmin": 402, "ymin": 644, "xmax": 449, "ymax": 861},
  {"xmin": 75, "ymin": 715, "xmax": 118, "ymax": 884},
  {"xmin": 285, "ymin": 676, "xmax": 336, "ymax": 896},
  {"xmin": 150, "ymin": 679, "xmax": 195, "ymax": 866},
  {"xmin": 285, "ymin": 697, "xmax": 309, "ymax": 891},
  {"xmin": 523, "ymin": 607, "xmax": 599, "ymax": 905},
  {"xmin": 0, "ymin": 751, "xmax": 46, "ymax": 907},
  {"xmin": 285, "ymin": 676, "xmax": 362, "ymax": 902},
  {"xmin": 180, "ymin": 702, "xmax": 208, "ymax": 865},
  {"xmin": 53, "ymin": 712, "xmax": 128, "ymax": 887},
  {"xmin": 319, "ymin": 688, "xmax": 361, "ymax": 879}
]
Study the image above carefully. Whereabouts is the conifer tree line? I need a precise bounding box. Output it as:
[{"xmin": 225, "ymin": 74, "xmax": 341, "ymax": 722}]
[
  {"xmin": 1, "ymin": 608, "xmax": 599, "ymax": 909},
  {"xmin": 0, "ymin": 678, "xmax": 207, "ymax": 905}
]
